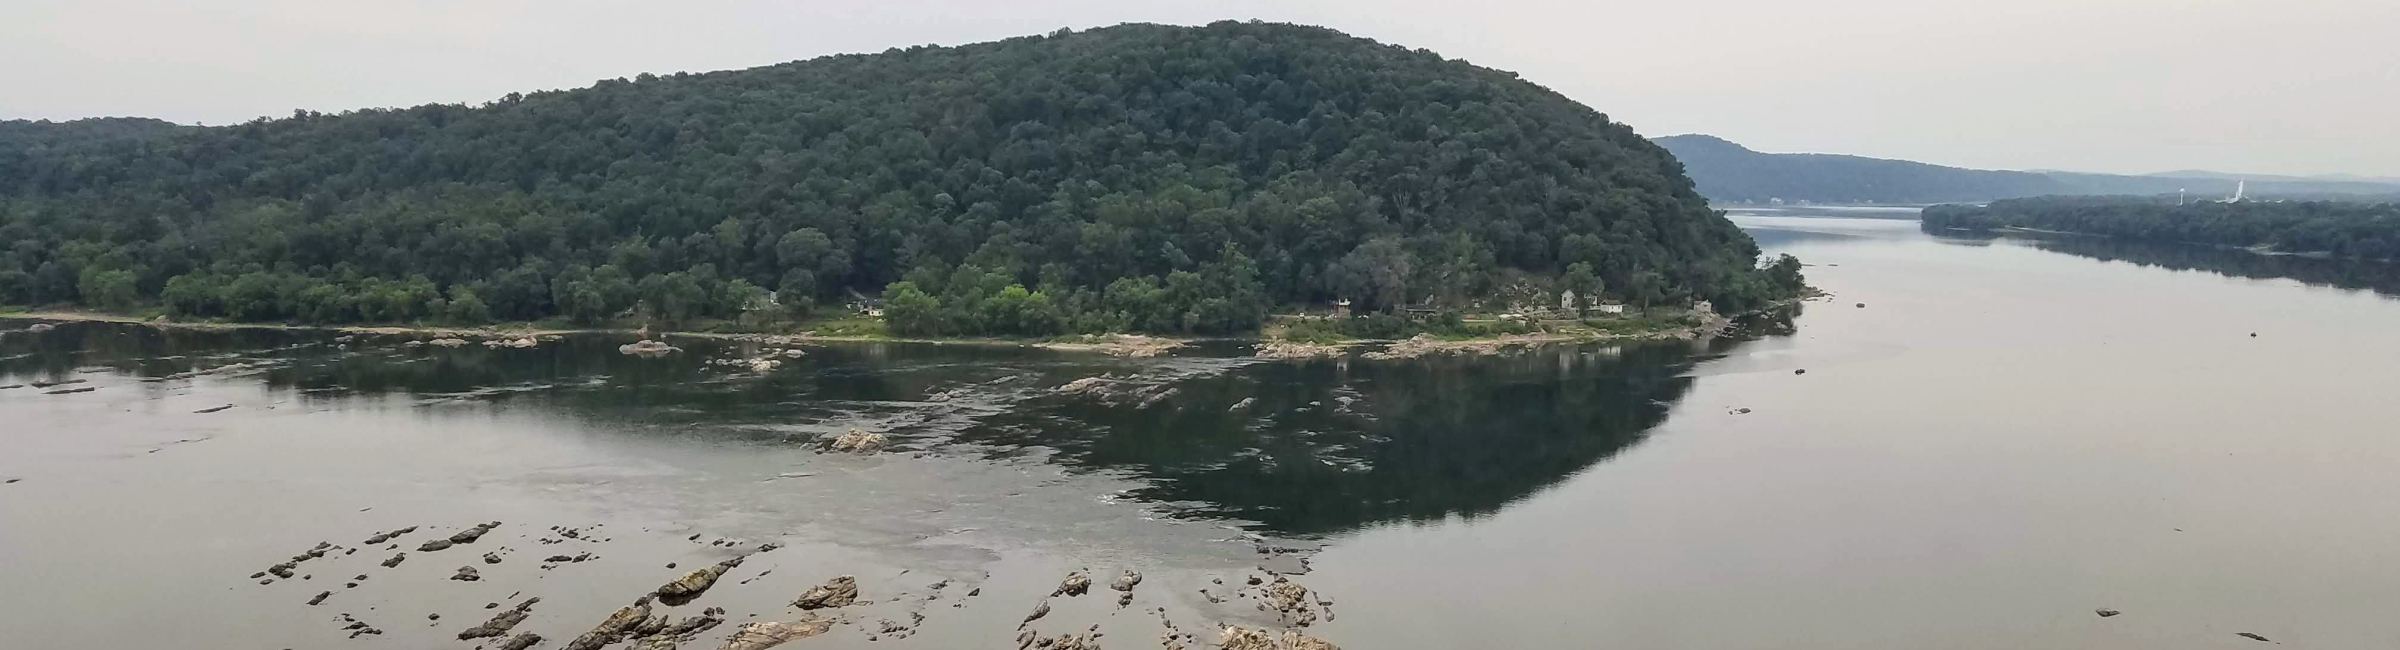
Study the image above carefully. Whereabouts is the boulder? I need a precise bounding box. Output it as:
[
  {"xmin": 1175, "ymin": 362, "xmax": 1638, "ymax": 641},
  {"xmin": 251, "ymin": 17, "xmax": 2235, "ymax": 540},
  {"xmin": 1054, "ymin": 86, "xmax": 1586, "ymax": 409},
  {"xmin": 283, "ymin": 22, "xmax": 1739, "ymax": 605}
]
[{"xmin": 498, "ymin": 633, "xmax": 543, "ymax": 650}]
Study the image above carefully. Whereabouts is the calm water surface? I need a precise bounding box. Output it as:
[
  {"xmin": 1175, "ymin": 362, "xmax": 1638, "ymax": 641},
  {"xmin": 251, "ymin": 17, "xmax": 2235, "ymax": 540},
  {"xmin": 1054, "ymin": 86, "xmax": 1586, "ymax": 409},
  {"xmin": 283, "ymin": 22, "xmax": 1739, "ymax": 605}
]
[{"xmin": 6, "ymin": 215, "xmax": 2400, "ymax": 649}]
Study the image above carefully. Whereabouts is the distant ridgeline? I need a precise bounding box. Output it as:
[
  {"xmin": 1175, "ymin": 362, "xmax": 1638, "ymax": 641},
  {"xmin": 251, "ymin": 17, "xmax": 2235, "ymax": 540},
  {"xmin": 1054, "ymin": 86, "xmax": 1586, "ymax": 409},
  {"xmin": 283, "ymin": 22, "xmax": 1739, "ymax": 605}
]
[
  {"xmin": 0, "ymin": 21, "xmax": 1802, "ymax": 335},
  {"xmin": 1922, "ymin": 196, "xmax": 2400, "ymax": 260},
  {"xmin": 1653, "ymin": 134, "xmax": 2400, "ymax": 205}
]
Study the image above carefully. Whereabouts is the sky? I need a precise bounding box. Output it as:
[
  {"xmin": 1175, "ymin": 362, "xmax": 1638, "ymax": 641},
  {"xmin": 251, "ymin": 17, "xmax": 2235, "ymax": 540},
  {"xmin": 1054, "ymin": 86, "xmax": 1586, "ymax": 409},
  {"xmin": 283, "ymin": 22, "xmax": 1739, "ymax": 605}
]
[{"xmin": 5, "ymin": 0, "xmax": 2396, "ymax": 177}]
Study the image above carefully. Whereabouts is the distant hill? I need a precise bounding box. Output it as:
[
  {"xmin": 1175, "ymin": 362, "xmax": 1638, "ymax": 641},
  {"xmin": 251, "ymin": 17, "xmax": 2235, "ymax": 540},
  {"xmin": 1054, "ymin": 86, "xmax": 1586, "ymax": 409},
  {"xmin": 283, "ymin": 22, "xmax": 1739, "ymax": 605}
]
[{"xmin": 1654, "ymin": 134, "xmax": 2400, "ymax": 205}]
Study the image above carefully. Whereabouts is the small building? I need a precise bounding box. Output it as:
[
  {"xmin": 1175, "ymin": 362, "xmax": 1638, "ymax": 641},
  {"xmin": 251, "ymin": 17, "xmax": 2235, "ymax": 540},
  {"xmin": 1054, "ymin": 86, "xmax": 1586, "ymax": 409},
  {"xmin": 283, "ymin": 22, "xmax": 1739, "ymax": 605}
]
[{"xmin": 1594, "ymin": 301, "xmax": 1626, "ymax": 315}]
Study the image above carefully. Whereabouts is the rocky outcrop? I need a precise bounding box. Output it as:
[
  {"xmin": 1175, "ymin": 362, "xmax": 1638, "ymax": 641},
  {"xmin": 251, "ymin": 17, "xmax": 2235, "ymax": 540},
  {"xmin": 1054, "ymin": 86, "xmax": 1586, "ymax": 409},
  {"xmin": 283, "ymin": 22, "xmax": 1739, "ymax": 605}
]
[
  {"xmin": 362, "ymin": 526, "xmax": 417, "ymax": 545},
  {"xmin": 498, "ymin": 633, "xmax": 543, "ymax": 650},
  {"xmin": 451, "ymin": 566, "xmax": 481, "ymax": 581},
  {"xmin": 717, "ymin": 619, "xmax": 832, "ymax": 650},
  {"xmin": 792, "ymin": 576, "xmax": 858, "ymax": 610}
]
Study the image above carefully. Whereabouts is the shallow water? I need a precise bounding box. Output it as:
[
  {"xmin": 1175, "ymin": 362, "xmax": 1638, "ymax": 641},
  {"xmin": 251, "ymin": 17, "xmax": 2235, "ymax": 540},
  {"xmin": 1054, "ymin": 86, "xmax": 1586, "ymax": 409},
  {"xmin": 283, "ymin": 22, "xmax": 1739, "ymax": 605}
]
[{"xmin": 6, "ymin": 215, "xmax": 2400, "ymax": 648}]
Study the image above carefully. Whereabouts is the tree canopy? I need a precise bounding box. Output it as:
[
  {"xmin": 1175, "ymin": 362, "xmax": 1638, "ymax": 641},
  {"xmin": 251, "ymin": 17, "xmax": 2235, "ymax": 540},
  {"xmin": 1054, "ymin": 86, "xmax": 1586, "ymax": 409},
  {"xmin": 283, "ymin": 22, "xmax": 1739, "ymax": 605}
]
[{"xmin": 2, "ymin": 21, "xmax": 1792, "ymax": 334}]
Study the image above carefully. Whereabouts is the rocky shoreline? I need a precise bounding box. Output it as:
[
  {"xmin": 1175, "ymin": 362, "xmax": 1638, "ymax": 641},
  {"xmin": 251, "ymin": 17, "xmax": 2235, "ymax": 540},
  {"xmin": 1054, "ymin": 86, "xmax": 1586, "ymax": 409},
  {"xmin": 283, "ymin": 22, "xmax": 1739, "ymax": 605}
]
[{"xmin": 236, "ymin": 519, "xmax": 1345, "ymax": 650}]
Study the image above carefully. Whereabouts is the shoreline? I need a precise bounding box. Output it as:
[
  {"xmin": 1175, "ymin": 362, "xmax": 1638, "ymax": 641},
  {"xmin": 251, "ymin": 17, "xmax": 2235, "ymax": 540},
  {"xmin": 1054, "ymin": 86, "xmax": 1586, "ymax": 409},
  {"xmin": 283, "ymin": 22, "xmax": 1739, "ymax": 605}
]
[{"xmin": 5, "ymin": 301, "xmax": 1794, "ymax": 359}]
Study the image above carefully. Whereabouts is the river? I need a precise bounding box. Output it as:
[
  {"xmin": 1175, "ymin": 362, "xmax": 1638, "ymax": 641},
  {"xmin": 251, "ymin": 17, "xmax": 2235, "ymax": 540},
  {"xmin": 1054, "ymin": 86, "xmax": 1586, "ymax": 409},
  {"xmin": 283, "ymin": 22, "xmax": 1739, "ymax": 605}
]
[{"xmin": 5, "ymin": 215, "xmax": 2399, "ymax": 649}]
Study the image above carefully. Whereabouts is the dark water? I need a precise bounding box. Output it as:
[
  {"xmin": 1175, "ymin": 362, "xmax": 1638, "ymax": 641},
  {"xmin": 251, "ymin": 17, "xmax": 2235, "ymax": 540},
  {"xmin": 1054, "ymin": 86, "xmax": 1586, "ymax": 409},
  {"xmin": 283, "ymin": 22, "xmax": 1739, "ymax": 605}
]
[{"xmin": 8, "ymin": 215, "xmax": 2400, "ymax": 649}]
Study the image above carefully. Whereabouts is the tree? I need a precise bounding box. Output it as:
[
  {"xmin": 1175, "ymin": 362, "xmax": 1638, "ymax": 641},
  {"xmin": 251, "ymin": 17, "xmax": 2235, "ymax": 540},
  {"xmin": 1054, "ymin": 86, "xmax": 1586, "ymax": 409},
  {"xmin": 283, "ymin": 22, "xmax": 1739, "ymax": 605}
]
[
  {"xmin": 881, "ymin": 281, "xmax": 945, "ymax": 336},
  {"xmin": 1328, "ymin": 237, "xmax": 1413, "ymax": 313}
]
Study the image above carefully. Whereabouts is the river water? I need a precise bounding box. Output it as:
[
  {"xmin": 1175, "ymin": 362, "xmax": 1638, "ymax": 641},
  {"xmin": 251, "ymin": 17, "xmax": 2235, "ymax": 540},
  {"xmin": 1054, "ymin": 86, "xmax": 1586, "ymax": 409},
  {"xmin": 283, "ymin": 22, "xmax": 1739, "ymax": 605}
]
[{"xmin": 6, "ymin": 215, "xmax": 2399, "ymax": 649}]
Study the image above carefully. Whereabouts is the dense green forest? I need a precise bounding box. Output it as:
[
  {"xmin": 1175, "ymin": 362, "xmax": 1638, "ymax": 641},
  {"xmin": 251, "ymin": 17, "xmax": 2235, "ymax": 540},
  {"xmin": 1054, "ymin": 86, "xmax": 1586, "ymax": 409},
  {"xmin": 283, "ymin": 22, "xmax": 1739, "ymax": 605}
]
[
  {"xmin": 1654, "ymin": 134, "xmax": 2400, "ymax": 205},
  {"xmin": 1, "ymin": 21, "xmax": 1798, "ymax": 336},
  {"xmin": 1921, "ymin": 196, "xmax": 2400, "ymax": 260}
]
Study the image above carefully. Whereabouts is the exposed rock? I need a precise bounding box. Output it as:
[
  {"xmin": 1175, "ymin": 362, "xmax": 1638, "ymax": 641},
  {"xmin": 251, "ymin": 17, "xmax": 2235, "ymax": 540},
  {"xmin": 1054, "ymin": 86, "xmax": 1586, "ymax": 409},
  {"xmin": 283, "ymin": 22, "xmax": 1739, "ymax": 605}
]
[
  {"xmin": 1017, "ymin": 629, "xmax": 1038, "ymax": 649},
  {"xmin": 620, "ymin": 340, "xmax": 682, "ymax": 356},
  {"xmin": 824, "ymin": 428, "xmax": 887, "ymax": 453},
  {"xmin": 459, "ymin": 598, "xmax": 540, "ymax": 640},
  {"xmin": 26, "ymin": 323, "xmax": 55, "ymax": 332},
  {"xmin": 1053, "ymin": 571, "xmax": 1091, "ymax": 597},
  {"xmin": 363, "ymin": 526, "xmax": 417, "ymax": 545},
  {"xmin": 449, "ymin": 521, "xmax": 503, "ymax": 544},
  {"xmin": 1262, "ymin": 577, "xmax": 1319, "ymax": 627},
  {"xmin": 430, "ymin": 338, "xmax": 469, "ymax": 347},
  {"xmin": 655, "ymin": 556, "xmax": 746, "ymax": 606},
  {"xmin": 380, "ymin": 553, "xmax": 406, "ymax": 568},
  {"xmin": 1110, "ymin": 570, "xmax": 1143, "ymax": 592},
  {"xmin": 451, "ymin": 566, "xmax": 481, "ymax": 581},
  {"xmin": 1253, "ymin": 340, "xmax": 1346, "ymax": 359},
  {"xmin": 1039, "ymin": 634, "xmax": 1098, "ymax": 650},
  {"xmin": 484, "ymin": 551, "xmax": 504, "ymax": 564},
  {"xmin": 1228, "ymin": 397, "xmax": 1258, "ymax": 411},
  {"xmin": 717, "ymin": 619, "xmax": 833, "ymax": 650},
  {"xmin": 1219, "ymin": 626, "xmax": 1339, "ymax": 650},
  {"xmin": 43, "ymin": 386, "xmax": 96, "ymax": 394},
  {"xmin": 419, "ymin": 539, "xmax": 456, "ymax": 552},
  {"xmin": 793, "ymin": 576, "xmax": 858, "ymax": 610},
  {"xmin": 1020, "ymin": 599, "xmax": 1051, "ymax": 627},
  {"xmin": 1856, "ymin": 303, "xmax": 1866, "ymax": 308},
  {"xmin": 2236, "ymin": 632, "xmax": 2272, "ymax": 642},
  {"xmin": 564, "ymin": 603, "xmax": 653, "ymax": 650},
  {"xmin": 498, "ymin": 632, "xmax": 543, "ymax": 650},
  {"xmin": 1793, "ymin": 368, "xmax": 1807, "ymax": 375},
  {"xmin": 193, "ymin": 404, "xmax": 235, "ymax": 414},
  {"xmin": 2095, "ymin": 608, "xmax": 2120, "ymax": 618},
  {"xmin": 307, "ymin": 591, "xmax": 331, "ymax": 606}
]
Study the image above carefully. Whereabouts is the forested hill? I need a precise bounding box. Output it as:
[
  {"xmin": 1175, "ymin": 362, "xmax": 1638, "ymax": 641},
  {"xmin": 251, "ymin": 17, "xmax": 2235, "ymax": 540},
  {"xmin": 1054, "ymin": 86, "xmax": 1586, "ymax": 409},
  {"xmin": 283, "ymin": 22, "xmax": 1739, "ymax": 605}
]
[
  {"xmin": 1922, "ymin": 196, "xmax": 2400, "ymax": 260},
  {"xmin": 1655, "ymin": 134, "xmax": 2400, "ymax": 205},
  {"xmin": 1655, "ymin": 134, "xmax": 2067, "ymax": 204},
  {"xmin": 0, "ymin": 21, "xmax": 1799, "ymax": 335}
]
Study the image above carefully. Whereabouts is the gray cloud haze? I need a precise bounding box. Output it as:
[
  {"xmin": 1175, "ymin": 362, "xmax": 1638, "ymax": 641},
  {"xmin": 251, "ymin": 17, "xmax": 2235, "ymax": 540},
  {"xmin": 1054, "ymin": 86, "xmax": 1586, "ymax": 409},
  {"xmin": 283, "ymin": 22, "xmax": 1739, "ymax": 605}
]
[{"xmin": 5, "ymin": 0, "xmax": 2394, "ymax": 176}]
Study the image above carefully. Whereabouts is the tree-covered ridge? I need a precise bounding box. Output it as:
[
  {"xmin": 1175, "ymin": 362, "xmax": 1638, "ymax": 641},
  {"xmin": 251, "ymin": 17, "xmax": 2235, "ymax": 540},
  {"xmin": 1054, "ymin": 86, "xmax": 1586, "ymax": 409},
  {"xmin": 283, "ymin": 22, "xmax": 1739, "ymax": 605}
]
[
  {"xmin": 1655, "ymin": 134, "xmax": 2400, "ymax": 205},
  {"xmin": 1922, "ymin": 196, "xmax": 2400, "ymax": 260},
  {"xmin": 2, "ymin": 21, "xmax": 1792, "ymax": 334}
]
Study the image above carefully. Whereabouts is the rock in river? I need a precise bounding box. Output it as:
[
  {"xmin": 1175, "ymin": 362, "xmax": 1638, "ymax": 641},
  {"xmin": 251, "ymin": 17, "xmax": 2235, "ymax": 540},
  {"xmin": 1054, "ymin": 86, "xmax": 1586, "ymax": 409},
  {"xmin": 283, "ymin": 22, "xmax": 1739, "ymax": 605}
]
[
  {"xmin": 825, "ymin": 429, "xmax": 887, "ymax": 453},
  {"xmin": 2094, "ymin": 608, "xmax": 2120, "ymax": 618},
  {"xmin": 655, "ymin": 556, "xmax": 746, "ymax": 606},
  {"xmin": 1052, "ymin": 571, "xmax": 1091, "ymax": 597},
  {"xmin": 792, "ymin": 576, "xmax": 858, "ymax": 610},
  {"xmin": 564, "ymin": 602, "xmax": 652, "ymax": 650},
  {"xmin": 458, "ymin": 598, "xmax": 541, "ymax": 640},
  {"xmin": 717, "ymin": 619, "xmax": 832, "ymax": 650},
  {"xmin": 498, "ymin": 632, "xmax": 543, "ymax": 650},
  {"xmin": 451, "ymin": 566, "xmax": 481, "ymax": 581}
]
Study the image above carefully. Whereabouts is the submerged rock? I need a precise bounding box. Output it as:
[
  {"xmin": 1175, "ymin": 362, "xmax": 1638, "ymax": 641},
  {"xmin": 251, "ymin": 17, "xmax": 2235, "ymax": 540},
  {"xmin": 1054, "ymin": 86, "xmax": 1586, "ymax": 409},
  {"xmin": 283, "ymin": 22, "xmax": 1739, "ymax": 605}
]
[
  {"xmin": 498, "ymin": 632, "xmax": 543, "ymax": 650},
  {"xmin": 792, "ymin": 576, "xmax": 858, "ymax": 610},
  {"xmin": 717, "ymin": 619, "xmax": 832, "ymax": 650}
]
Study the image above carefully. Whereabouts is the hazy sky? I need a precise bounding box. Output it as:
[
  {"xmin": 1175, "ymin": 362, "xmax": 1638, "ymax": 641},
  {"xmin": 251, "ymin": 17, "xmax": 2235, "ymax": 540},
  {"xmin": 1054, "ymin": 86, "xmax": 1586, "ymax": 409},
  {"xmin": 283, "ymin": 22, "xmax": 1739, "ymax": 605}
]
[{"xmin": 6, "ymin": 0, "xmax": 2395, "ymax": 177}]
